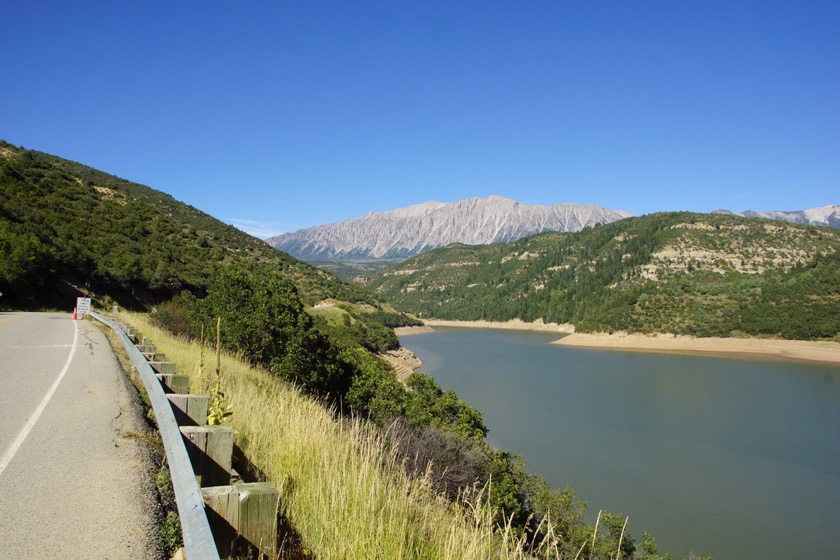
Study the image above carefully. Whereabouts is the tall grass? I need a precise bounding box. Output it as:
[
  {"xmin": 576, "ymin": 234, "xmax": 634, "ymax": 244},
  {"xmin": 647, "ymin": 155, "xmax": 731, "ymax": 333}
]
[{"xmin": 123, "ymin": 313, "xmax": 542, "ymax": 559}]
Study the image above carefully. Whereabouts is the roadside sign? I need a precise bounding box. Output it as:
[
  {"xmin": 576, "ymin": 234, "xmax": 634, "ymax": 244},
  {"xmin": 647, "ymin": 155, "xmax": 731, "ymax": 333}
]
[{"xmin": 76, "ymin": 297, "xmax": 92, "ymax": 318}]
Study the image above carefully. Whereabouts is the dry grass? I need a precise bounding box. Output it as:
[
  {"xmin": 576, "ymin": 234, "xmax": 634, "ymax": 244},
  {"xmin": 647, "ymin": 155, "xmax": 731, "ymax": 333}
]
[{"xmin": 121, "ymin": 312, "xmax": 540, "ymax": 559}]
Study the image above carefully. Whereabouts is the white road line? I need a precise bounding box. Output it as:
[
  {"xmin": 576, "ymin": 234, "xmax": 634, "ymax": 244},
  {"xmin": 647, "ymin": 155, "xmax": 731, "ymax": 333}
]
[{"xmin": 0, "ymin": 319, "xmax": 80, "ymax": 477}]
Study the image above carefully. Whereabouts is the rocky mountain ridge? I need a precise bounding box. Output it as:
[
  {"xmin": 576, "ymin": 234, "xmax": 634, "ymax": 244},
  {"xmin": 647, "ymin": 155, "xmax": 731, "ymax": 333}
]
[
  {"xmin": 713, "ymin": 204, "xmax": 840, "ymax": 228},
  {"xmin": 268, "ymin": 196, "xmax": 631, "ymax": 260}
]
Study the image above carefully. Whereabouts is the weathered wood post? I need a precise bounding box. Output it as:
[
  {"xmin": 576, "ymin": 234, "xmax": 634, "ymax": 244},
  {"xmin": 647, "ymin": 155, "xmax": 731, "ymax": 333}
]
[
  {"xmin": 181, "ymin": 425, "xmax": 234, "ymax": 487},
  {"xmin": 168, "ymin": 394, "xmax": 209, "ymax": 426},
  {"xmin": 201, "ymin": 482, "xmax": 279, "ymax": 558},
  {"xmin": 149, "ymin": 360, "xmax": 177, "ymax": 374},
  {"xmin": 125, "ymin": 329, "xmax": 141, "ymax": 343},
  {"xmin": 136, "ymin": 343, "xmax": 156, "ymax": 354},
  {"xmin": 156, "ymin": 373, "xmax": 190, "ymax": 394}
]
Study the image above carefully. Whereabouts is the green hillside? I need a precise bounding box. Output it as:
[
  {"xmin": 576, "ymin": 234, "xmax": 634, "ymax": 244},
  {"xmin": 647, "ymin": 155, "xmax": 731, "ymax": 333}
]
[
  {"xmin": 365, "ymin": 212, "xmax": 840, "ymax": 340},
  {"xmin": 0, "ymin": 140, "xmax": 397, "ymax": 313}
]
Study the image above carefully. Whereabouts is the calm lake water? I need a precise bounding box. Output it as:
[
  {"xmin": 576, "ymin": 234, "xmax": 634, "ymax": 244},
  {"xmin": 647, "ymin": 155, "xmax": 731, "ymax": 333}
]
[{"xmin": 400, "ymin": 327, "xmax": 840, "ymax": 560}]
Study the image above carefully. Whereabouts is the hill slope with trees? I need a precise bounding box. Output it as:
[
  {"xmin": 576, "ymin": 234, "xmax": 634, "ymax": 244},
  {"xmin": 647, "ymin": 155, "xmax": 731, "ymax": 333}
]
[
  {"xmin": 0, "ymin": 138, "xmax": 426, "ymax": 378},
  {"xmin": 364, "ymin": 212, "xmax": 840, "ymax": 340},
  {"xmin": 0, "ymin": 140, "xmax": 397, "ymax": 312}
]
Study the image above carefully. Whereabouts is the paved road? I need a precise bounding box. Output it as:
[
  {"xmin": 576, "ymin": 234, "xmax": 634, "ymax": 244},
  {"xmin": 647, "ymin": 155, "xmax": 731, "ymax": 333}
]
[{"xmin": 0, "ymin": 312, "xmax": 159, "ymax": 558}]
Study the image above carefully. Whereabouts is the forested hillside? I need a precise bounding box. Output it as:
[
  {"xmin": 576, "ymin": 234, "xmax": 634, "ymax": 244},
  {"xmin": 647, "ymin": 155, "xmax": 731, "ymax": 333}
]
[
  {"xmin": 0, "ymin": 140, "xmax": 393, "ymax": 311},
  {"xmin": 365, "ymin": 212, "xmax": 840, "ymax": 340},
  {"xmin": 0, "ymin": 138, "xmax": 428, "ymax": 380}
]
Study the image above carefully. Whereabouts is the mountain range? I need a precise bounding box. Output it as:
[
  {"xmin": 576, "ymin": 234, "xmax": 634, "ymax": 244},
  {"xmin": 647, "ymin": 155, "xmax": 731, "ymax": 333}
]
[
  {"xmin": 267, "ymin": 196, "xmax": 631, "ymax": 261},
  {"xmin": 713, "ymin": 205, "xmax": 840, "ymax": 228},
  {"xmin": 269, "ymin": 197, "xmax": 840, "ymax": 263}
]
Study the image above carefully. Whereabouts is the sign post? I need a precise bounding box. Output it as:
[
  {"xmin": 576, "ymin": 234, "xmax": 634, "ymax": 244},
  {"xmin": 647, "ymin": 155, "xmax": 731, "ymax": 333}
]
[{"xmin": 76, "ymin": 297, "xmax": 92, "ymax": 319}]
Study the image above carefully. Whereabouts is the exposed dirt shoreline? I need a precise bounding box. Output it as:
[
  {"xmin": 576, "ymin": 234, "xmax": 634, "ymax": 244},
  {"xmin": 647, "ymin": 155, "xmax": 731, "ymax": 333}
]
[
  {"xmin": 396, "ymin": 319, "xmax": 840, "ymax": 365},
  {"xmin": 554, "ymin": 332, "xmax": 840, "ymax": 364},
  {"xmin": 398, "ymin": 318, "xmax": 576, "ymax": 335}
]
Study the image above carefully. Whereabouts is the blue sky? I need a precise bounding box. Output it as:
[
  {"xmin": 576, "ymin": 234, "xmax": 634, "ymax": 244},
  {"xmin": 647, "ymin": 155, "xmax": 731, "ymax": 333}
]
[{"xmin": 2, "ymin": 1, "xmax": 838, "ymax": 238}]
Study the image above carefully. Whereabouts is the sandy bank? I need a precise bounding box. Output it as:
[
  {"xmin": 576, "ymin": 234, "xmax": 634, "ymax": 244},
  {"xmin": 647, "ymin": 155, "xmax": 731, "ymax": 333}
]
[
  {"xmin": 420, "ymin": 319, "xmax": 576, "ymax": 334},
  {"xmin": 554, "ymin": 332, "xmax": 840, "ymax": 365},
  {"xmin": 393, "ymin": 325, "xmax": 435, "ymax": 336},
  {"xmin": 397, "ymin": 319, "xmax": 840, "ymax": 364}
]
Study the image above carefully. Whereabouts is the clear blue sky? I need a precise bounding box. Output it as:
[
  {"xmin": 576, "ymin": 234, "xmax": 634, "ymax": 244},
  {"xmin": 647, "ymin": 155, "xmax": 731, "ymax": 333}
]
[{"xmin": 2, "ymin": 1, "xmax": 838, "ymax": 238}]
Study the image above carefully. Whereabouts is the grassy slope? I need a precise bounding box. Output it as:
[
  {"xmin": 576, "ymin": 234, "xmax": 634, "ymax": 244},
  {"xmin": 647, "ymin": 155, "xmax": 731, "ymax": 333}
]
[{"xmin": 123, "ymin": 312, "xmax": 551, "ymax": 559}]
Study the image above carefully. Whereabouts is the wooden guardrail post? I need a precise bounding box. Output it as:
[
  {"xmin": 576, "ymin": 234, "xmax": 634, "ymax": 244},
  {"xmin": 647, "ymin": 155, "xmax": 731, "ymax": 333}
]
[
  {"xmin": 156, "ymin": 373, "xmax": 190, "ymax": 394},
  {"xmin": 201, "ymin": 482, "xmax": 279, "ymax": 558},
  {"xmin": 168, "ymin": 394, "xmax": 210, "ymax": 426},
  {"xmin": 181, "ymin": 426, "xmax": 234, "ymax": 487},
  {"xmin": 149, "ymin": 360, "xmax": 177, "ymax": 374}
]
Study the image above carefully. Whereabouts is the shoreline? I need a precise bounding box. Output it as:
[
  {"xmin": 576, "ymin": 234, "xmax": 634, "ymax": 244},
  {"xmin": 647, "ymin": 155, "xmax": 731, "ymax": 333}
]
[
  {"xmin": 408, "ymin": 318, "xmax": 576, "ymax": 334},
  {"xmin": 553, "ymin": 332, "xmax": 840, "ymax": 365},
  {"xmin": 395, "ymin": 319, "xmax": 840, "ymax": 365}
]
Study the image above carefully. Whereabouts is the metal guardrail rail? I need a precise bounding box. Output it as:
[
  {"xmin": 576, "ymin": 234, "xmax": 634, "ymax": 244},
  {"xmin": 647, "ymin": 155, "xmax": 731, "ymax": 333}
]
[{"xmin": 92, "ymin": 312, "xmax": 221, "ymax": 560}]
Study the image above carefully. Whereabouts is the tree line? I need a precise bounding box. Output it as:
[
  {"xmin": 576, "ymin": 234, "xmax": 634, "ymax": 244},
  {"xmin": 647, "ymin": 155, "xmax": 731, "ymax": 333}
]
[{"xmin": 367, "ymin": 212, "xmax": 840, "ymax": 341}]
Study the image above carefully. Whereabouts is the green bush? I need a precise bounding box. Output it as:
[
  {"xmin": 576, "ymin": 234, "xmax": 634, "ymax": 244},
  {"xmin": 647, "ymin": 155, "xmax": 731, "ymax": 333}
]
[{"xmin": 188, "ymin": 266, "xmax": 356, "ymax": 399}]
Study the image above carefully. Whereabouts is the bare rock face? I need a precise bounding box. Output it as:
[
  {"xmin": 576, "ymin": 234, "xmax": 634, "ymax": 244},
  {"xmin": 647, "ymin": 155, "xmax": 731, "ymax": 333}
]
[
  {"xmin": 713, "ymin": 205, "xmax": 840, "ymax": 228},
  {"xmin": 268, "ymin": 195, "xmax": 631, "ymax": 260}
]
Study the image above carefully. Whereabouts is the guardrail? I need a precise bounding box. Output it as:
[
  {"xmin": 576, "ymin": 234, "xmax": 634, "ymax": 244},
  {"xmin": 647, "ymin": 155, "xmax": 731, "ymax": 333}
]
[
  {"xmin": 92, "ymin": 312, "xmax": 222, "ymax": 560},
  {"xmin": 93, "ymin": 312, "xmax": 279, "ymax": 558}
]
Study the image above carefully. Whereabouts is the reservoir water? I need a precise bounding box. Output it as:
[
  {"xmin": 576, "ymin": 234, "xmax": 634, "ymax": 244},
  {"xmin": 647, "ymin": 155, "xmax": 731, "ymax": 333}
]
[{"xmin": 400, "ymin": 327, "xmax": 840, "ymax": 560}]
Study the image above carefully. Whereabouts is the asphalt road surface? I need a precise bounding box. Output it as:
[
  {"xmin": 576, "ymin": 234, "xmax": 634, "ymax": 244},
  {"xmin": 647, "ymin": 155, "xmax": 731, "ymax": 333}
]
[{"xmin": 0, "ymin": 312, "xmax": 160, "ymax": 558}]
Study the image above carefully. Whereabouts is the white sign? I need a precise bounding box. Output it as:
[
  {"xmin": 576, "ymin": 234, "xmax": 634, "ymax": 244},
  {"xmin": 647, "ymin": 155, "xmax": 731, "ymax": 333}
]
[{"xmin": 76, "ymin": 297, "xmax": 92, "ymax": 318}]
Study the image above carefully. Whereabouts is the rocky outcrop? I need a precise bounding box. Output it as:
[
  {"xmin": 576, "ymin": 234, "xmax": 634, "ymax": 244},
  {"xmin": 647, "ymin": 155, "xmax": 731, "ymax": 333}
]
[
  {"xmin": 268, "ymin": 196, "xmax": 631, "ymax": 260},
  {"xmin": 378, "ymin": 347, "xmax": 423, "ymax": 383}
]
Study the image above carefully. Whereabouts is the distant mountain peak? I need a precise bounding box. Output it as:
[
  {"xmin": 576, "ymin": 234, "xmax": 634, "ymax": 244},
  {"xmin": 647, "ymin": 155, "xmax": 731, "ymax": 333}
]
[
  {"xmin": 712, "ymin": 205, "xmax": 840, "ymax": 228},
  {"xmin": 268, "ymin": 196, "xmax": 631, "ymax": 261}
]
